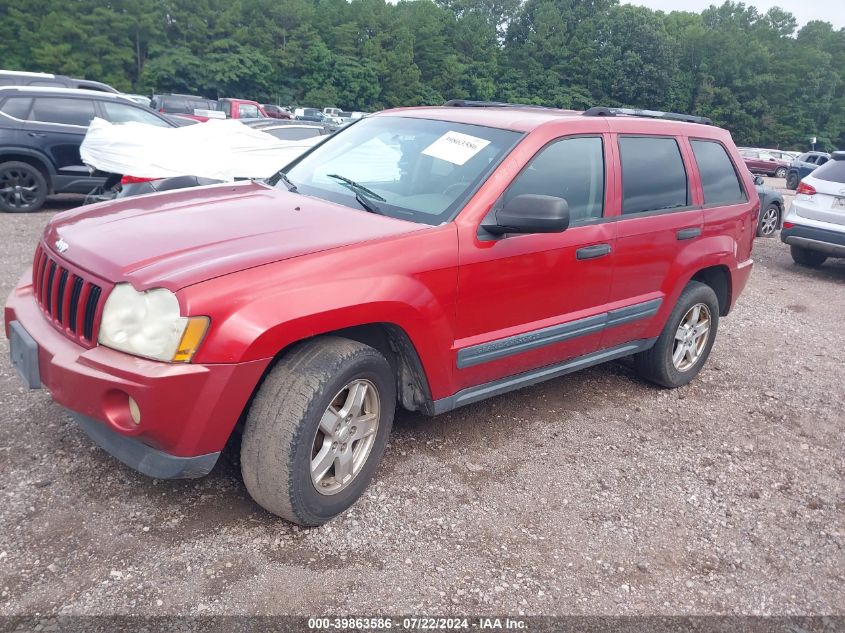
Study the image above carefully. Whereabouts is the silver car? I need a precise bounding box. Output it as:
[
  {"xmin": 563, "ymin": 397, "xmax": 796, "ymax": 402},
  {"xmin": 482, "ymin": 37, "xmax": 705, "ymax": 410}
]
[{"xmin": 781, "ymin": 151, "xmax": 845, "ymax": 267}]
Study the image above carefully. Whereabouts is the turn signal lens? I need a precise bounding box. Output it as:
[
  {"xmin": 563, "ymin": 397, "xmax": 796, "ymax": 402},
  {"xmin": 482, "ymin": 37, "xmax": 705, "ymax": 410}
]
[
  {"xmin": 796, "ymin": 182, "xmax": 817, "ymax": 196},
  {"xmin": 172, "ymin": 316, "xmax": 210, "ymax": 362}
]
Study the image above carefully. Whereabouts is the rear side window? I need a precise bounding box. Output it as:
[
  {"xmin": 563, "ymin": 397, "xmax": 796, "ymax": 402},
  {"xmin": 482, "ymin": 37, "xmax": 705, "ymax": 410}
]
[
  {"xmin": 690, "ymin": 140, "xmax": 746, "ymax": 205},
  {"xmin": 239, "ymin": 104, "xmax": 260, "ymax": 118},
  {"xmin": 620, "ymin": 136, "xmax": 688, "ymax": 214},
  {"xmin": 810, "ymin": 158, "xmax": 845, "ymax": 184},
  {"xmin": 31, "ymin": 97, "xmax": 96, "ymax": 126},
  {"xmin": 504, "ymin": 136, "xmax": 605, "ymax": 223},
  {"xmin": 101, "ymin": 101, "xmax": 171, "ymax": 127},
  {"xmin": 220, "ymin": 101, "xmax": 232, "ymax": 117},
  {"xmin": 0, "ymin": 97, "xmax": 33, "ymax": 119}
]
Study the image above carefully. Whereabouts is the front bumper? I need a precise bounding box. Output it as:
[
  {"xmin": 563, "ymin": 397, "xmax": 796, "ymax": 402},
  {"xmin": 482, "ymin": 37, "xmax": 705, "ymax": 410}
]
[
  {"xmin": 5, "ymin": 272, "xmax": 270, "ymax": 478},
  {"xmin": 781, "ymin": 223, "xmax": 845, "ymax": 258}
]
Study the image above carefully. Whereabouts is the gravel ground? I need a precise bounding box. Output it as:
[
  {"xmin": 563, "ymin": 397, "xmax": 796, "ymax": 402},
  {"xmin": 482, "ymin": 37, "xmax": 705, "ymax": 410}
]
[{"xmin": 0, "ymin": 183, "xmax": 843, "ymax": 617}]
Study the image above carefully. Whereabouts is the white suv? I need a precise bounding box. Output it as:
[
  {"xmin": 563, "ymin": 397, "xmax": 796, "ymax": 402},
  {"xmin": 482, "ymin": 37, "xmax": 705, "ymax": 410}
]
[{"xmin": 781, "ymin": 151, "xmax": 845, "ymax": 268}]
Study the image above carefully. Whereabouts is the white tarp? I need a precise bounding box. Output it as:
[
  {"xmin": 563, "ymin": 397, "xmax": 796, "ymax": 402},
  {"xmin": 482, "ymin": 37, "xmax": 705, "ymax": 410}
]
[{"xmin": 80, "ymin": 118, "xmax": 322, "ymax": 181}]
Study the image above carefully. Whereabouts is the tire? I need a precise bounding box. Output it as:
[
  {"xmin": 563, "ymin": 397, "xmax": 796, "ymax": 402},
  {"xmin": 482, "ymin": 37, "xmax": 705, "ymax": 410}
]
[
  {"xmin": 634, "ymin": 281, "xmax": 720, "ymax": 389},
  {"xmin": 790, "ymin": 245, "xmax": 827, "ymax": 268},
  {"xmin": 0, "ymin": 161, "xmax": 48, "ymax": 213},
  {"xmin": 786, "ymin": 172, "xmax": 799, "ymax": 190},
  {"xmin": 241, "ymin": 336, "xmax": 396, "ymax": 526},
  {"xmin": 756, "ymin": 203, "xmax": 780, "ymax": 237},
  {"xmin": 775, "ymin": 167, "xmax": 787, "ymax": 178}
]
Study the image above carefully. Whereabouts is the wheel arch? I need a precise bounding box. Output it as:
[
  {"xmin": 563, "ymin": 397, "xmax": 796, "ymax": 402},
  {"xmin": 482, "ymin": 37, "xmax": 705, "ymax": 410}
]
[
  {"xmin": 259, "ymin": 322, "xmax": 435, "ymax": 416},
  {"xmin": 691, "ymin": 265, "xmax": 732, "ymax": 316},
  {"xmin": 0, "ymin": 149, "xmax": 56, "ymax": 188}
]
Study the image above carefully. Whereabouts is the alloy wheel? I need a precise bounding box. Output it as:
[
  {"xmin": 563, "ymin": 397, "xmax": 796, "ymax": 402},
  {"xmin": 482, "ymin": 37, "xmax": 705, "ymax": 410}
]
[
  {"xmin": 0, "ymin": 166, "xmax": 40, "ymax": 211},
  {"xmin": 310, "ymin": 379, "xmax": 380, "ymax": 495},
  {"xmin": 672, "ymin": 303, "xmax": 712, "ymax": 372},
  {"xmin": 759, "ymin": 206, "xmax": 779, "ymax": 236}
]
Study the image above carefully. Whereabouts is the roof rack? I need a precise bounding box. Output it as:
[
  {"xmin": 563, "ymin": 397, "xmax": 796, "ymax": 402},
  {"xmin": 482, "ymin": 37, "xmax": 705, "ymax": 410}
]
[
  {"xmin": 443, "ymin": 99, "xmax": 556, "ymax": 111},
  {"xmin": 583, "ymin": 106, "xmax": 711, "ymax": 125}
]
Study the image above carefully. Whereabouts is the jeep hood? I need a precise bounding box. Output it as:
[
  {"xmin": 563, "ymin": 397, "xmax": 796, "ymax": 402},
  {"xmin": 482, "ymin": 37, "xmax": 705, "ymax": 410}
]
[{"xmin": 43, "ymin": 181, "xmax": 425, "ymax": 290}]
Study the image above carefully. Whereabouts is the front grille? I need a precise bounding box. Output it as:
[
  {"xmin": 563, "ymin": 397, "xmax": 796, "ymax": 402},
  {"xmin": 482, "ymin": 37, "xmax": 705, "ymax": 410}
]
[{"xmin": 32, "ymin": 245, "xmax": 107, "ymax": 345}]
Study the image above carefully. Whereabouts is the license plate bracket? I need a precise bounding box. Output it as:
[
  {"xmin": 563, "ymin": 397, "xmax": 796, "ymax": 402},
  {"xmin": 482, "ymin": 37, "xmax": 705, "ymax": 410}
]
[{"xmin": 9, "ymin": 321, "xmax": 41, "ymax": 389}]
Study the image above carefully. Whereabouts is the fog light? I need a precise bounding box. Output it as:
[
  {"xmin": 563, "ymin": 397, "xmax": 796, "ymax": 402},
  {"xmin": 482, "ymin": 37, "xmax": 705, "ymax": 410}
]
[{"xmin": 128, "ymin": 397, "xmax": 141, "ymax": 425}]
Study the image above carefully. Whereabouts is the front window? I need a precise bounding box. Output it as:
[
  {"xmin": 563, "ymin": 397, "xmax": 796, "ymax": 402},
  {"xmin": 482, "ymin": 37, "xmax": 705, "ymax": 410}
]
[{"xmin": 279, "ymin": 116, "xmax": 522, "ymax": 225}]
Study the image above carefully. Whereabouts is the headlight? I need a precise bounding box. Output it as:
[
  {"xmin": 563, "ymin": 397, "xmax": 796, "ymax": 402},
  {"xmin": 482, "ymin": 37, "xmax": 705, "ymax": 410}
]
[{"xmin": 98, "ymin": 283, "xmax": 209, "ymax": 362}]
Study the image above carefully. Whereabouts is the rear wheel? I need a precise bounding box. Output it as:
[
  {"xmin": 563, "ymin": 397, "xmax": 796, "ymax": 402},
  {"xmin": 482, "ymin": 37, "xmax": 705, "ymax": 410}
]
[
  {"xmin": 0, "ymin": 161, "xmax": 48, "ymax": 213},
  {"xmin": 634, "ymin": 281, "xmax": 719, "ymax": 388},
  {"xmin": 786, "ymin": 172, "xmax": 799, "ymax": 190},
  {"xmin": 240, "ymin": 336, "xmax": 395, "ymax": 526},
  {"xmin": 790, "ymin": 245, "xmax": 827, "ymax": 268},
  {"xmin": 775, "ymin": 166, "xmax": 787, "ymax": 178}
]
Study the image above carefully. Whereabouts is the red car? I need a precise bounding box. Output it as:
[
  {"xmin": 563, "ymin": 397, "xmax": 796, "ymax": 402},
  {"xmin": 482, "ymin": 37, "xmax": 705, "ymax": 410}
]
[
  {"xmin": 218, "ymin": 98, "xmax": 268, "ymax": 119},
  {"xmin": 739, "ymin": 148, "xmax": 790, "ymax": 178},
  {"xmin": 262, "ymin": 104, "xmax": 292, "ymax": 119},
  {"xmin": 5, "ymin": 102, "xmax": 757, "ymax": 525}
]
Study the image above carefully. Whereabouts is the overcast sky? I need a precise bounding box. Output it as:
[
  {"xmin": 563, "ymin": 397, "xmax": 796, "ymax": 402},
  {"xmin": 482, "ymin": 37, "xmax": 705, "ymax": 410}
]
[{"xmin": 620, "ymin": 0, "xmax": 845, "ymax": 29}]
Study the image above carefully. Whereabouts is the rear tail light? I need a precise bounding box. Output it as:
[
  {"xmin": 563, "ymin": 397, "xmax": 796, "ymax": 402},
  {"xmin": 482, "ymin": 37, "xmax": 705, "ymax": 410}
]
[
  {"xmin": 796, "ymin": 182, "xmax": 816, "ymax": 195},
  {"xmin": 120, "ymin": 175, "xmax": 156, "ymax": 185}
]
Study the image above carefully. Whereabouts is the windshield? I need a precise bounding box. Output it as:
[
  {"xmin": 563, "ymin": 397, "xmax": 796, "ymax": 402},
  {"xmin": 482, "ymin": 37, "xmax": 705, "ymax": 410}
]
[{"xmin": 279, "ymin": 116, "xmax": 522, "ymax": 225}]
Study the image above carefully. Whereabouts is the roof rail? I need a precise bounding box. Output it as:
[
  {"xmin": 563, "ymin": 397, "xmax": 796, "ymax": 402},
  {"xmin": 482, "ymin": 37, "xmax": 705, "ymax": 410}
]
[
  {"xmin": 583, "ymin": 106, "xmax": 712, "ymax": 125},
  {"xmin": 443, "ymin": 99, "xmax": 556, "ymax": 111}
]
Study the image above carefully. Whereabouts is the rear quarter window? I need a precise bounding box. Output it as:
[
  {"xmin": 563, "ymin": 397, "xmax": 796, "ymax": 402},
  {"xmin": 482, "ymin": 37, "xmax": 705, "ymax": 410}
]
[
  {"xmin": 0, "ymin": 97, "xmax": 33, "ymax": 120},
  {"xmin": 619, "ymin": 136, "xmax": 689, "ymax": 214},
  {"xmin": 690, "ymin": 140, "xmax": 746, "ymax": 205},
  {"xmin": 810, "ymin": 159, "xmax": 845, "ymax": 184}
]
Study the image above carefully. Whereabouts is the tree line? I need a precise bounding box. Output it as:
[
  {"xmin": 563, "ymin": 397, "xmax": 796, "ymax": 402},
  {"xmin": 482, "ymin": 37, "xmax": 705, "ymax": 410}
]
[{"xmin": 1, "ymin": 0, "xmax": 843, "ymax": 150}]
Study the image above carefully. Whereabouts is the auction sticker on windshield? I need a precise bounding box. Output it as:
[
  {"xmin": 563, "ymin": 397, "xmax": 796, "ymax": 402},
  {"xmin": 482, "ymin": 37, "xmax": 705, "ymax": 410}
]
[{"xmin": 422, "ymin": 131, "xmax": 491, "ymax": 165}]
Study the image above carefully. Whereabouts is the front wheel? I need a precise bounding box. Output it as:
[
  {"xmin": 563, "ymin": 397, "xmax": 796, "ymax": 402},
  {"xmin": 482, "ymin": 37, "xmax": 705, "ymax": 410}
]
[
  {"xmin": 240, "ymin": 336, "xmax": 396, "ymax": 526},
  {"xmin": 634, "ymin": 281, "xmax": 720, "ymax": 388},
  {"xmin": 775, "ymin": 167, "xmax": 787, "ymax": 178},
  {"xmin": 0, "ymin": 161, "xmax": 48, "ymax": 213},
  {"xmin": 786, "ymin": 173, "xmax": 799, "ymax": 190},
  {"xmin": 756, "ymin": 203, "xmax": 780, "ymax": 237}
]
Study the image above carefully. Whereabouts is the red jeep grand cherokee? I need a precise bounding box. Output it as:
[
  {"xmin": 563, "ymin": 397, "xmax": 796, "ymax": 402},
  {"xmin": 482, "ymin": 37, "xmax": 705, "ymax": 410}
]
[{"xmin": 5, "ymin": 102, "xmax": 756, "ymax": 525}]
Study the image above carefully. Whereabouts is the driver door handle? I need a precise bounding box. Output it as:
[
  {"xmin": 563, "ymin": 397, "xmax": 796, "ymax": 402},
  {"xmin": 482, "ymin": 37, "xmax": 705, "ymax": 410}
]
[
  {"xmin": 576, "ymin": 243, "xmax": 612, "ymax": 260},
  {"xmin": 27, "ymin": 132, "xmax": 47, "ymax": 138}
]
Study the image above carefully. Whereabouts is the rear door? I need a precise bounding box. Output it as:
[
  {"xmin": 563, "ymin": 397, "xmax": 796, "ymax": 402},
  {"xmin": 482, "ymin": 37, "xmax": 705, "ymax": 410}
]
[
  {"xmin": 601, "ymin": 134, "xmax": 703, "ymax": 349},
  {"xmin": 25, "ymin": 96, "xmax": 99, "ymax": 192}
]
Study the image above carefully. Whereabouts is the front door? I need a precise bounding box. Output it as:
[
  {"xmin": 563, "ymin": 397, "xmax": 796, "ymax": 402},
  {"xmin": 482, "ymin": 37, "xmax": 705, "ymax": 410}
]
[
  {"xmin": 454, "ymin": 134, "xmax": 616, "ymax": 390},
  {"xmin": 25, "ymin": 96, "xmax": 97, "ymax": 192}
]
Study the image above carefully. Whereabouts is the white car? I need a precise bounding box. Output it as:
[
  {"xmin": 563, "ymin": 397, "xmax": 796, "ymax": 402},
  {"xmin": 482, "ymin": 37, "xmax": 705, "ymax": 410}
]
[{"xmin": 781, "ymin": 151, "xmax": 845, "ymax": 267}]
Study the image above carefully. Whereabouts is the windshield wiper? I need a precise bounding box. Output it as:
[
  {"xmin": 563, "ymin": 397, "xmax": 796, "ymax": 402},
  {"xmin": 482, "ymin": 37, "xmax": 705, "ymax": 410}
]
[
  {"xmin": 327, "ymin": 174, "xmax": 386, "ymax": 202},
  {"xmin": 278, "ymin": 172, "xmax": 298, "ymax": 193}
]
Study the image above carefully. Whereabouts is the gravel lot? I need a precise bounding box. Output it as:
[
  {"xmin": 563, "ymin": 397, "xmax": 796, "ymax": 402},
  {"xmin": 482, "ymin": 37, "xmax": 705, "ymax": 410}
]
[{"xmin": 0, "ymin": 182, "xmax": 843, "ymax": 618}]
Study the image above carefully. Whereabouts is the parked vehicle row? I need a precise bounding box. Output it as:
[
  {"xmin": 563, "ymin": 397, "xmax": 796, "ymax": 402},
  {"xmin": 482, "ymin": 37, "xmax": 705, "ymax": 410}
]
[
  {"xmin": 739, "ymin": 148, "xmax": 790, "ymax": 178},
  {"xmin": 0, "ymin": 86, "xmax": 330, "ymax": 212},
  {"xmin": 0, "ymin": 87, "xmax": 175, "ymax": 212}
]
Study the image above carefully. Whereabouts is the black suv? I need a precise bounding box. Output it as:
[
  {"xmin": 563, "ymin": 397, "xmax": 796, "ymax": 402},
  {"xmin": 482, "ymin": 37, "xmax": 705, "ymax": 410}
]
[
  {"xmin": 0, "ymin": 87, "xmax": 174, "ymax": 212},
  {"xmin": 0, "ymin": 70, "xmax": 118, "ymax": 93}
]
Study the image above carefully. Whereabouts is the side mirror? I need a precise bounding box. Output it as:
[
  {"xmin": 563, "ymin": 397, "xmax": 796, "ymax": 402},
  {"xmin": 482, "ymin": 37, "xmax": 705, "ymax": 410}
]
[
  {"xmin": 482, "ymin": 194, "xmax": 570, "ymax": 236},
  {"xmin": 754, "ymin": 175, "xmax": 765, "ymax": 185}
]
